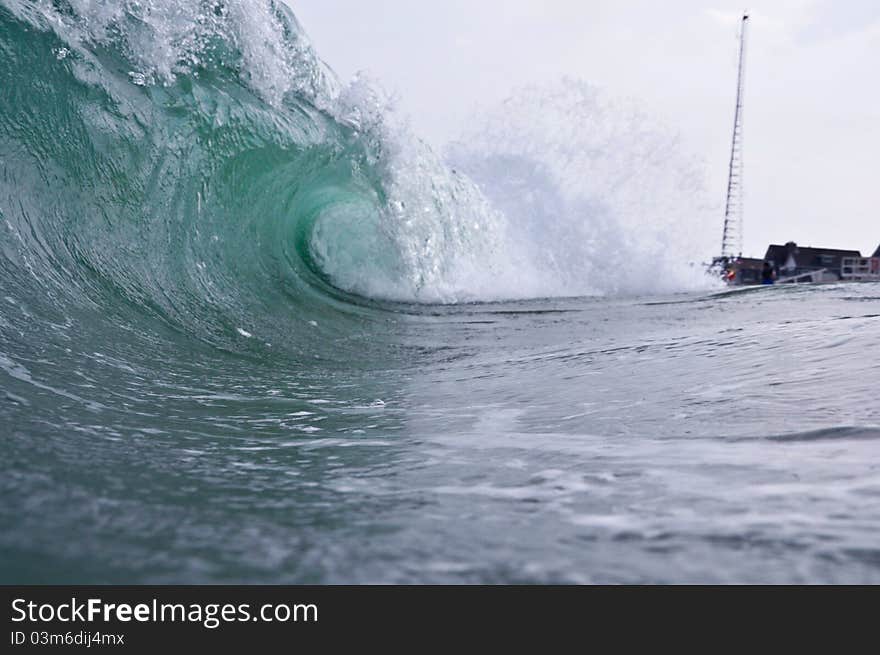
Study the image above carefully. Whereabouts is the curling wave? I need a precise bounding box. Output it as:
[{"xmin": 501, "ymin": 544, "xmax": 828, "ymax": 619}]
[{"xmin": 0, "ymin": 0, "xmax": 714, "ymax": 361}]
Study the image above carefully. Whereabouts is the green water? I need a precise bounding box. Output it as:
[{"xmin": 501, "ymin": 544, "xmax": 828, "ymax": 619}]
[{"xmin": 2, "ymin": 2, "xmax": 880, "ymax": 584}]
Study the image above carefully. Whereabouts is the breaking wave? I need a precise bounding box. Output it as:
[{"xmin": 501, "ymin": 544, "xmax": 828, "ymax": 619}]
[{"xmin": 0, "ymin": 0, "xmax": 716, "ymax": 358}]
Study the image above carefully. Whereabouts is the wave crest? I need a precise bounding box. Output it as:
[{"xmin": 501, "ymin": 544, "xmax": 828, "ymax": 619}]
[{"xmin": 1, "ymin": 0, "xmax": 717, "ymax": 355}]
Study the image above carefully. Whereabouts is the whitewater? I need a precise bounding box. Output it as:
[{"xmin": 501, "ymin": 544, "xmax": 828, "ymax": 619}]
[{"xmin": 1, "ymin": 0, "xmax": 879, "ymax": 584}]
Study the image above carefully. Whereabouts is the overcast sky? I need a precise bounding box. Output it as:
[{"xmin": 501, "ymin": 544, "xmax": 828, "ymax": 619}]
[{"xmin": 292, "ymin": 1, "xmax": 880, "ymax": 257}]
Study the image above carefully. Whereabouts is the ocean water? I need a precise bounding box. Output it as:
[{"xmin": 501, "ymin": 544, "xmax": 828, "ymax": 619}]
[{"xmin": 1, "ymin": 1, "xmax": 879, "ymax": 584}]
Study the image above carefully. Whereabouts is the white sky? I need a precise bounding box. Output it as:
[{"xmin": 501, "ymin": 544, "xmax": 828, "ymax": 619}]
[{"xmin": 292, "ymin": 1, "xmax": 880, "ymax": 257}]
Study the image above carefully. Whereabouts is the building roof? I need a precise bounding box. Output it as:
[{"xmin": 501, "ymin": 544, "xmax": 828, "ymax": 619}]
[
  {"xmin": 765, "ymin": 242, "xmax": 862, "ymax": 270},
  {"xmin": 733, "ymin": 257, "xmax": 765, "ymax": 270},
  {"xmin": 874, "ymin": 244, "xmax": 880, "ymax": 258}
]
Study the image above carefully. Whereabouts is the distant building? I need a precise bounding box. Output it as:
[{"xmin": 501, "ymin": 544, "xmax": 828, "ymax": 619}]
[
  {"xmin": 874, "ymin": 244, "xmax": 880, "ymax": 258},
  {"xmin": 765, "ymin": 242, "xmax": 861, "ymax": 281},
  {"xmin": 727, "ymin": 257, "xmax": 766, "ymax": 285}
]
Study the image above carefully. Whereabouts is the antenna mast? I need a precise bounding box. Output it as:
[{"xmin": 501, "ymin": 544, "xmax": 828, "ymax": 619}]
[{"xmin": 721, "ymin": 13, "xmax": 749, "ymax": 260}]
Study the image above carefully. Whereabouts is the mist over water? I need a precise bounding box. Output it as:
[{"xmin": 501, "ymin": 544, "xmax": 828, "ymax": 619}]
[
  {"xmin": 1, "ymin": 1, "xmax": 878, "ymax": 584},
  {"xmin": 447, "ymin": 80, "xmax": 718, "ymax": 298}
]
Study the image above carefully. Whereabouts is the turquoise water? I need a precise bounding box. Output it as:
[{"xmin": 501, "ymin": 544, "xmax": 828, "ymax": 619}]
[{"xmin": 2, "ymin": 2, "xmax": 879, "ymax": 584}]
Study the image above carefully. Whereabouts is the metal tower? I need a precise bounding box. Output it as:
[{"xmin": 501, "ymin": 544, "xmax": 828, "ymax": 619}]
[{"xmin": 720, "ymin": 13, "xmax": 749, "ymax": 260}]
